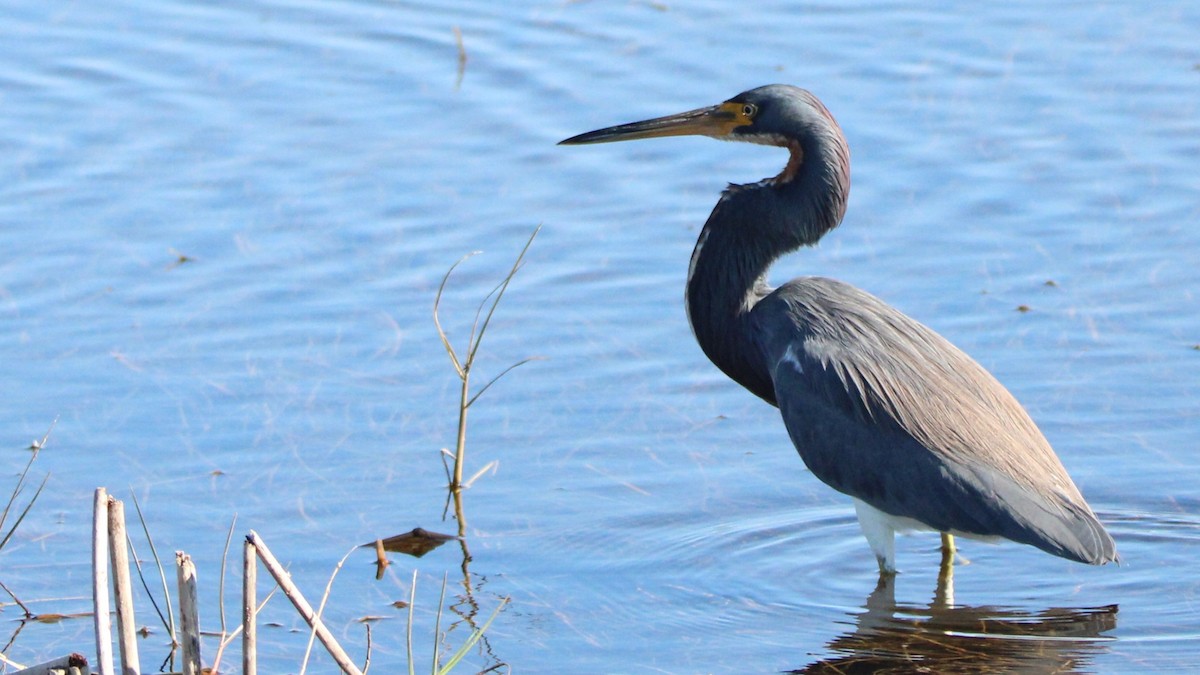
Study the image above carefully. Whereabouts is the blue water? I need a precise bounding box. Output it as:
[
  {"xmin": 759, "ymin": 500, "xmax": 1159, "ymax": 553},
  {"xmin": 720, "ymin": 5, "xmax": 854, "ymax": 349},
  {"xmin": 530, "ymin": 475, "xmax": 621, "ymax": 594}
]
[{"xmin": 2, "ymin": 0, "xmax": 1198, "ymax": 672}]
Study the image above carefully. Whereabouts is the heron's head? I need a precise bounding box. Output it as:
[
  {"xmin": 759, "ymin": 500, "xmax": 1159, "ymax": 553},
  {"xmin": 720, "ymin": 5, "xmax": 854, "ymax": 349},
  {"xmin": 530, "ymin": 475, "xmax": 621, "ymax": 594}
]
[
  {"xmin": 559, "ymin": 84, "xmax": 849, "ymax": 191},
  {"xmin": 559, "ymin": 84, "xmax": 841, "ymax": 151}
]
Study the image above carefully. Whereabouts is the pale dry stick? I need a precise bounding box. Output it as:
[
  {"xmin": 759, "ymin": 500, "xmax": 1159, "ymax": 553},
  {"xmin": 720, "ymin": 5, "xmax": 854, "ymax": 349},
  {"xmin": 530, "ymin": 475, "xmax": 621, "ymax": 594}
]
[
  {"xmin": 7, "ymin": 652, "xmax": 90, "ymax": 674},
  {"xmin": 106, "ymin": 498, "xmax": 140, "ymax": 675},
  {"xmin": 246, "ymin": 531, "xmax": 363, "ymax": 675},
  {"xmin": 176, "ymin": 552, "xmax": 201, "ymax": 675},
  {"xmin": 299, "ymin": 545, "xmax": 358, "ymax": 675},
  {"xmin": 92, "ymin": 488, "xmax": 115, "ymax": 675},
  {"xmin": 243, "ymin": 538, "xmax": 257, "ymax": 675},
  {"xmin": 0, "ymin": 651, "xmax": 23, "ymax": 670},
  {"xmin": 405, "ymin": 570, "xmax": 417, "ymax": 675}
]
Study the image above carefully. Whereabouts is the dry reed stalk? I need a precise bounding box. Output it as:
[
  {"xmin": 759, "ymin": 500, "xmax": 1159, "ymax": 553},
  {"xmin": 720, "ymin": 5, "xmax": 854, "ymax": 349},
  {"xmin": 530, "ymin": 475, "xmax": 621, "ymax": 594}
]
[
  {"xmin": 91, "ymin": 488, "xmax": 114, "ymax": 675},
  {"xmin": 243, "ymin": 538, "xmax": 257, "ymax": 675},
  {"xmin": 176, "ymin": 552, "xmax": 201, "ymax": 675},
  {"xmin": 106, "ymin": 497, "xmax": 140, "ymax": 675},
  {"xmin": 8, "ymin": 653, "xmax": 89, "ymax": 674},
  {"xmin": 246, "ymin": 531, "xmax": 363, "ymax": 675}
]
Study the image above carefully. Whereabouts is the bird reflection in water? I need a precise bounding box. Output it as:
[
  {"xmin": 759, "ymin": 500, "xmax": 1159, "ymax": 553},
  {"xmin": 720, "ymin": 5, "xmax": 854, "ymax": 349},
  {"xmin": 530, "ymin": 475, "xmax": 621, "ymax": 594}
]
[{"xmin": 791, "ymin": 573, "xmax": 1118, "ymax": 674}]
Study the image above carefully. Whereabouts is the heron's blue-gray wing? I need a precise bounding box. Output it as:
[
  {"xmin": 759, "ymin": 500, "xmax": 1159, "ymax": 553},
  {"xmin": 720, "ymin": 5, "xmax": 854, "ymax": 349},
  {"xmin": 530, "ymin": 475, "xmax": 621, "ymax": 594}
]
[{"xmin": 752, "ymin": 277, "xmax": 1116, "ymax": 564}]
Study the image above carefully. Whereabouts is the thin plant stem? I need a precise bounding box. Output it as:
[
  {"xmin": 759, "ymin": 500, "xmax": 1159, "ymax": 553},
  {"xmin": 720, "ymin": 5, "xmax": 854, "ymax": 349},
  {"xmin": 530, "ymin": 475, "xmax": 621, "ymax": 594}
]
[
  {"xmin": 0, "ymin": 421, "xmax": 53, "ymax": 552},
  {"xmin": 219, "ymin": 514, "xmax": 238, "ymax": 636},
  {"xmin": 406, "ymin": 571, "xmax": 417, "ymax": 675},
  {"xmin": 299, "ymin": 545, "xmax": 357, "ymax": 675},
  {"xmin": 431, "ymin": 573, "xmax": 448, "ymax": 675},
  {"xmin": 434, "ymin": 226, "xmax": 540, "ymax": 494},
  {"xmin": 0, "ymin": 473, "xmax": 48, "ymax": 552},
  {"xmin": 210, "ymin": 584, "xmax": 279, "ymax": 674},
  {"xmin": 129, "ymin": 491, "xmax": 178, "ymax": 647},
  {"xmin": 362, "ymin": 622, "xmax": 373, "ymax": 675},
  {"xmin": 452, "ymin": 369, "xmax": 471, "ymax": 490}
]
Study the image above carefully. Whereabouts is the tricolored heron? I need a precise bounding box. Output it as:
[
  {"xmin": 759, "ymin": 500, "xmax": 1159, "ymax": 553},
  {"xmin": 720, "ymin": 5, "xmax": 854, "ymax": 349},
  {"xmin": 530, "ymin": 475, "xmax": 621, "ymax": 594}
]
[{"xmin": 560, "ymin": 85, "xmax": 1117, "ymax": 574}]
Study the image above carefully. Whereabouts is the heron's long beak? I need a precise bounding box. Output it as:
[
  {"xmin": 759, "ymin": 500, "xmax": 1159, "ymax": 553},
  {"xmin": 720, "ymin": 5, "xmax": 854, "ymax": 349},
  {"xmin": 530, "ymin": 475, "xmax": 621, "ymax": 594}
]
[{"xmin": 559, "ymin": 101, "xmax": 748, "ymax": 145}]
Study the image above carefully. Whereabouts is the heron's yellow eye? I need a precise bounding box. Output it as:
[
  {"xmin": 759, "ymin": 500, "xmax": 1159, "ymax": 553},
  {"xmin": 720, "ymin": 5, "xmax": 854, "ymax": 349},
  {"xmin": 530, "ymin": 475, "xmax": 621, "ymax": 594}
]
[{"xmin": 713, "ymin": 100, "xmax": 759, "ymax": 133}]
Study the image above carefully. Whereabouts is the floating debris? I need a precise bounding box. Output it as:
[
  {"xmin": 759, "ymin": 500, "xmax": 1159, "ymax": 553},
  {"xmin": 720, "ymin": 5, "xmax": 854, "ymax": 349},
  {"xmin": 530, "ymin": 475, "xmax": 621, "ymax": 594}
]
[
  {"xmin": 168, "ymin": 249, "xmax": 194, "ymax": 268},
  {"xmin": 367, "ymin": 527, "xmax": 458, "ymax": 559},
  {"xmin": 453, "ymin": 26, "xmax": 467, "ymax": 88}
]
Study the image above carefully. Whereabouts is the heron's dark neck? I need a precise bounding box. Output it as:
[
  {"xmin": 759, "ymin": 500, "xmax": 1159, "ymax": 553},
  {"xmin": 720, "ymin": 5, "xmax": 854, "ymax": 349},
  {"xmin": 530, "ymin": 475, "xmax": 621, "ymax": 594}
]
[{"xmin": 685, "ymin": 136, "xmax": 850, "ymax": 405}]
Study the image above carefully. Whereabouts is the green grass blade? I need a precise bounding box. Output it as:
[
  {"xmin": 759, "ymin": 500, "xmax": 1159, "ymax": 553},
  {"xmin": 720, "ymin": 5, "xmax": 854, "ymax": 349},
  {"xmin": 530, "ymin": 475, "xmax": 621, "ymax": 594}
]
[
  {"xmin": 436, "ymin": 597, "xmax": 509, "ymax": 675},
  {"xmin": 431, "ymin": 572, "xmax": 448, "ymax": 675}
]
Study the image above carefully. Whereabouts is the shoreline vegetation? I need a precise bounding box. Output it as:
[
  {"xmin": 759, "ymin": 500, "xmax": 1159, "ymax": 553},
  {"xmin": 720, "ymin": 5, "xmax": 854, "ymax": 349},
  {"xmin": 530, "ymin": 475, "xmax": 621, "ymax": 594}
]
[{"xmin": 0, "ymin": 229, "xmax": 537, "ymax": 674}]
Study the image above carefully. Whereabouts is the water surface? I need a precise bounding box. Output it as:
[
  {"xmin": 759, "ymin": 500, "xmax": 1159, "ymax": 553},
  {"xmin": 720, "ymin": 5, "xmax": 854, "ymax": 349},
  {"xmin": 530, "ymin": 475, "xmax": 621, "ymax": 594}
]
[{"xmin": 1, "ymin": 0, "xmax": 1198, "ymax": 672}]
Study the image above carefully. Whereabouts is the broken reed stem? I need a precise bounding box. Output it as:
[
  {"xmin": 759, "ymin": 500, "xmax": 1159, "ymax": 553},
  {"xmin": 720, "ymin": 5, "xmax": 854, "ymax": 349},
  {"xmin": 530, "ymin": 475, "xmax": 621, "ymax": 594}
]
[
  {"xmin": 8, "ymin": 653, "xmax": 90, "ymax": 674},
  {"xmin": 247, "ymin": 531, "xmax": 363, "ymax": 675},
  {"xmin": 243, "ymin": 539, "xmax": 257, "ymax": 675},
  {"xmin": 92, "ymin": 488, "xmax": 115, "ymax": 675},
  {"xmin": 106, "ymin": 498, "xmax": 140, "ymax": 675},
  {"xmin": 176, "ymin": 552, "xmax": 201, "ymax": 675}
]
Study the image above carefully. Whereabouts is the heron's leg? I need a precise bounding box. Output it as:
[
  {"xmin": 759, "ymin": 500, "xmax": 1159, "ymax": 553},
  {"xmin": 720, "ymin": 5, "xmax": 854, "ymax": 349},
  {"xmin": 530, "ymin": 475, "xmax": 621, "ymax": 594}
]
[
  {"xmin": 940, "ymin": 532, "xmax": 955, "ymax": 564},
  {"xmin": 935, "ymin": 547, "xmax": 955, "ymax": 607},
  {"xmin": 939, "ymin": 532, "xmax": 970, "ymax": 566},
  {"xmin": 853, "ymin": 499, "xmax": 897, "ymax": 574}
]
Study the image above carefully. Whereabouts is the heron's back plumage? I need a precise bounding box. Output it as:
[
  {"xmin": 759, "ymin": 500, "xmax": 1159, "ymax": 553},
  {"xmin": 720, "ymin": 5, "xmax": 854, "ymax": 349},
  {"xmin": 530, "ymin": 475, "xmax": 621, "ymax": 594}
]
[{"xmin": 753, "ymin": 277, "xmax": 1117, "ymax": 564}]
